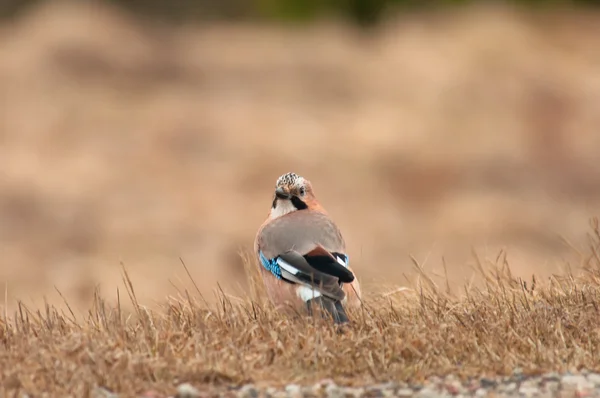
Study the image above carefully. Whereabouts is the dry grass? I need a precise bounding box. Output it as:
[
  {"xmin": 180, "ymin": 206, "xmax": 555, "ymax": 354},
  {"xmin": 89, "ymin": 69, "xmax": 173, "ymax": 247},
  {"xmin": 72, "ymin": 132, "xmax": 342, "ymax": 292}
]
[{"xmin": 3, "ymin": 219, "xmax": 600, "ymax": 396}]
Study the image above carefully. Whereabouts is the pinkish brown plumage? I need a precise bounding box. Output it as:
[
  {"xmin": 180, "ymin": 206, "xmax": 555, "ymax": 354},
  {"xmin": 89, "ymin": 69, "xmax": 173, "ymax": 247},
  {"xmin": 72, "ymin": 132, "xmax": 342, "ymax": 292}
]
[{"xmin": 254, "ymin": 172, "xmax": 361, "ymax": 324}]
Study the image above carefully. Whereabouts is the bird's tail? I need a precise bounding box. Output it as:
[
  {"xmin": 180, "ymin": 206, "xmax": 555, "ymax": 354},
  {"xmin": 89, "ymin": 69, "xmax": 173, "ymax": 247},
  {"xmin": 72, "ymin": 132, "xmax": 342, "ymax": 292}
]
[{"xmin": 305, "ymin": 296, "xmax": 349, "ymax": 324}]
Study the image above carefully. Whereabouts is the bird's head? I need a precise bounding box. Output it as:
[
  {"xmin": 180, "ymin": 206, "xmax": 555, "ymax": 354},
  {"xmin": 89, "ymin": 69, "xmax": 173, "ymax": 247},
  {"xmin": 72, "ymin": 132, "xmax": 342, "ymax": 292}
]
[{"xmin": 269, "ymin": 172, "xmax": 320, "ymax": 219}]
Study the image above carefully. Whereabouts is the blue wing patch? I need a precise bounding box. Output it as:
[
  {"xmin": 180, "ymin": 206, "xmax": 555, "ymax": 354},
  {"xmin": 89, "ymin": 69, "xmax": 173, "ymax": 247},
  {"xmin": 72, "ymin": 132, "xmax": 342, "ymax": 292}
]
[
  {"xmin": 259, "ymin": 250, "xmax": 282, "ymax": 279},
  {"xmin": 333, "ymin": 253, "xmax": 349, "ymax": 268}
]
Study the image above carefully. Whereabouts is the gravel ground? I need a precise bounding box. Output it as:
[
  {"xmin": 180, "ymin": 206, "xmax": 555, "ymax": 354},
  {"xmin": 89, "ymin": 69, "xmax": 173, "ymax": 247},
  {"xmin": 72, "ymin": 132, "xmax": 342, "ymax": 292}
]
[{"xmin": 96, "ymin": 371, "xmax": 600, "ymax": 398}]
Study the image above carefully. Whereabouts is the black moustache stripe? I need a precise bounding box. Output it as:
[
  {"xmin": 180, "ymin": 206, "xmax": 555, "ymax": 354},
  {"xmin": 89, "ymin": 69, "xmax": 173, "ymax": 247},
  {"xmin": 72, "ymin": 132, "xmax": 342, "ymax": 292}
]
[
  {"xmin": 291, "ymin": 196, "xmax": 308, "ymax": 210},
  {"xmin": 272, "ymin": 196, "xmax": 308, "ymax": 210}
]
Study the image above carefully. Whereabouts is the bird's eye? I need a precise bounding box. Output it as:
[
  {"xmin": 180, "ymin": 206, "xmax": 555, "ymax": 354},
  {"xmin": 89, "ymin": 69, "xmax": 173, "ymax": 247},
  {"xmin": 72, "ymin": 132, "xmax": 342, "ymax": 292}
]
[{"xmin": 299, "ymin": 187, "xmax": 305, "ymax": 195}]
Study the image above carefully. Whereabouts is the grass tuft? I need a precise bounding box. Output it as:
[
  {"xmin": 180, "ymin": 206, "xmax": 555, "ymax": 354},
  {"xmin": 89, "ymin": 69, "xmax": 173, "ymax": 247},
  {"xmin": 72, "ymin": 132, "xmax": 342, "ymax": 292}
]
[{"xmin": 2, "ymin": 220, "xmax": 600, "ymax": 396}]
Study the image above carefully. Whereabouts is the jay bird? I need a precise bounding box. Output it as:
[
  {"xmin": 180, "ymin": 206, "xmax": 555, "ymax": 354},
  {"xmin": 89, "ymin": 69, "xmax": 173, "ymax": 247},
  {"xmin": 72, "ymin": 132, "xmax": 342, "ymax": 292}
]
[{"xmin": 254, "ymin": 172, "xmax": 361, "ymax": 324}]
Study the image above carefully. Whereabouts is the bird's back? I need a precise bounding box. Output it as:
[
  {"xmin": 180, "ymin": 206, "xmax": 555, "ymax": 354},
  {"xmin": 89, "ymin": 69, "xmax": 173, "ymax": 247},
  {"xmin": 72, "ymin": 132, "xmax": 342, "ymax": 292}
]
[{"xmin": 255, "ymin": 210, "xmax": 346, "ymax": 259}]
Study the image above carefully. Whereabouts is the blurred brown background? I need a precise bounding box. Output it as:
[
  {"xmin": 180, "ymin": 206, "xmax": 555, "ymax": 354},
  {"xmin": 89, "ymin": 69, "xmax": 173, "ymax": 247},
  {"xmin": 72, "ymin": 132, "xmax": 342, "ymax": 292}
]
[{"xmin": 1, "ymin": 0, "xmax": 600, "ymax": 313}]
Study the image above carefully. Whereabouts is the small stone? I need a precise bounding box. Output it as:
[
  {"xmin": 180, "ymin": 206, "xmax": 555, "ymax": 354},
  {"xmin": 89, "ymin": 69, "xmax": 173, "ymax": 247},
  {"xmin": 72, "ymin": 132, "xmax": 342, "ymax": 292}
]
[
  {"xmin": 542, "ymin": 381, "xmax": 560, "ymax": 392},
  {"xmin": 364, "ymin": 390, "xmax": 383, "ymax": 397},
  {"xmin": 537, "ymin": 392, "xmax": 556, "ymax": 398},
  {"xmin": 324, "ymin": 383, "xmax": 343, "ymax": 398},
  {"xmin": 238, "ymin": 384, "xmax": 260, "ymax": 398},
  {"xmin": 176, "ymin": 383, "xmax": 200, "ymax": 398},
  {"xmin": 366, "ymin": 382, "xmax": 399, "ymax": 396},
  {"xmin": 576, "ymin": 383, "xmax": 596, "ymax": 395},
  {"xmin": 480, "ymin": 378, "xmax": 497, "ymax": 388},
  {"xmin": 264, "ymin": 387, "xmax": 278, "ymax": 398},
  {"xmin": 365, "ymin": 385, "xmax": 383, "ymax": 398},
  {"xmin": 502, "ymin": 382, "xmax": 517, "ymax": 392},
  {"xmin": 543, "ymin": 373, "xmax": 561, "ymax": 382},
  {"xmin": 409, "ymin": 384, "xmax": 424, "ymax": 392},
  {"xmin": 519, "ymin": 385, "xmax": 540, "ymax": 397},
  {"xmin": 317, "ymin": 379, "xmax": 336, "ymax": 387},
  {"xmin": 397, "ymin": 388, "xmax": 414, "ymax": 397},
  {"xmin": 427, "ymin": 376, "xmax": 442, "ymax": 386},
  {"xmin": 343, "ymin": 388, "xmax": 365, "ymax": 398},
  {"xmin": 474, "ymin": 388, "xmax": 487, "ymax": 397},
  {"xmin": 312, "ymin": 379, "xmax": 335, "ymax": 395},
  {"xmin": 415, "ymin": 386, "xmax": 438, "ymax": 398},
  {"xmin": 285, "ymin": 384, "xmax": 301, "ymax": 398},
  {"xmin": 562, "ymin": 375, "xmax": 588, "ymax": 388},
  {"xmin": 587, "ymin": 373, "xmax": 600, "ymax": 386},
  {"xmin": 464, "ymin": 380, "xmax": 480, "ymax": 394},
  {"xmin": 513, "ymin": 367, "xmax": 524, "ymax": 376},
  {"xmin": 511, "ymin": 368, "xmax": 526, "ymax": 383},
  {"xmin": 445, "ymin": 380, "xmax": 462, "ymax": 395},
  {"xmin": 93, "ymin": 387, "xmax": 118, "ymax": 398},
  {"xmin": 522, "ymin": 379, "xmax": 539, "ymax": 387}
]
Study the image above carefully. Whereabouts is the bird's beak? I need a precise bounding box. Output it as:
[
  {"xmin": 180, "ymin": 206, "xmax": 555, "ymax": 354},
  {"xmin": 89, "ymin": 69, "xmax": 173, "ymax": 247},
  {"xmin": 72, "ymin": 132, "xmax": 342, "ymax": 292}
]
[{"xmin": 275, "ymin": 186, "xmax": 291, "ymax": 200}]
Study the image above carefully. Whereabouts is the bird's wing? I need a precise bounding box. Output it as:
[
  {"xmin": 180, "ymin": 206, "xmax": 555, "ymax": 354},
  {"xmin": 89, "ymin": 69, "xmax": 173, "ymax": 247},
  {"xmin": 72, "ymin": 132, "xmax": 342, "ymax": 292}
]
[
  {"xmin": 256, "ymin": 211, "xmax": 354, "ymax": 300},
  {"xmin": 296, "ymin": 244, "xmax": 354, "ymax": 283},
  {"xmin": 264, "ymin": 250, "xmax": 346, "ymax": 301}
]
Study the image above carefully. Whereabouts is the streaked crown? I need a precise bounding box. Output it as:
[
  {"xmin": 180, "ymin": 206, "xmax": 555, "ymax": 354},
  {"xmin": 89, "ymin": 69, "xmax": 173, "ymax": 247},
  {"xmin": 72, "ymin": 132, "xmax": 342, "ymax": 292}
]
[{"xmin": 276, "ymin": 172, "xmax": 302, "ymax": 188}]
